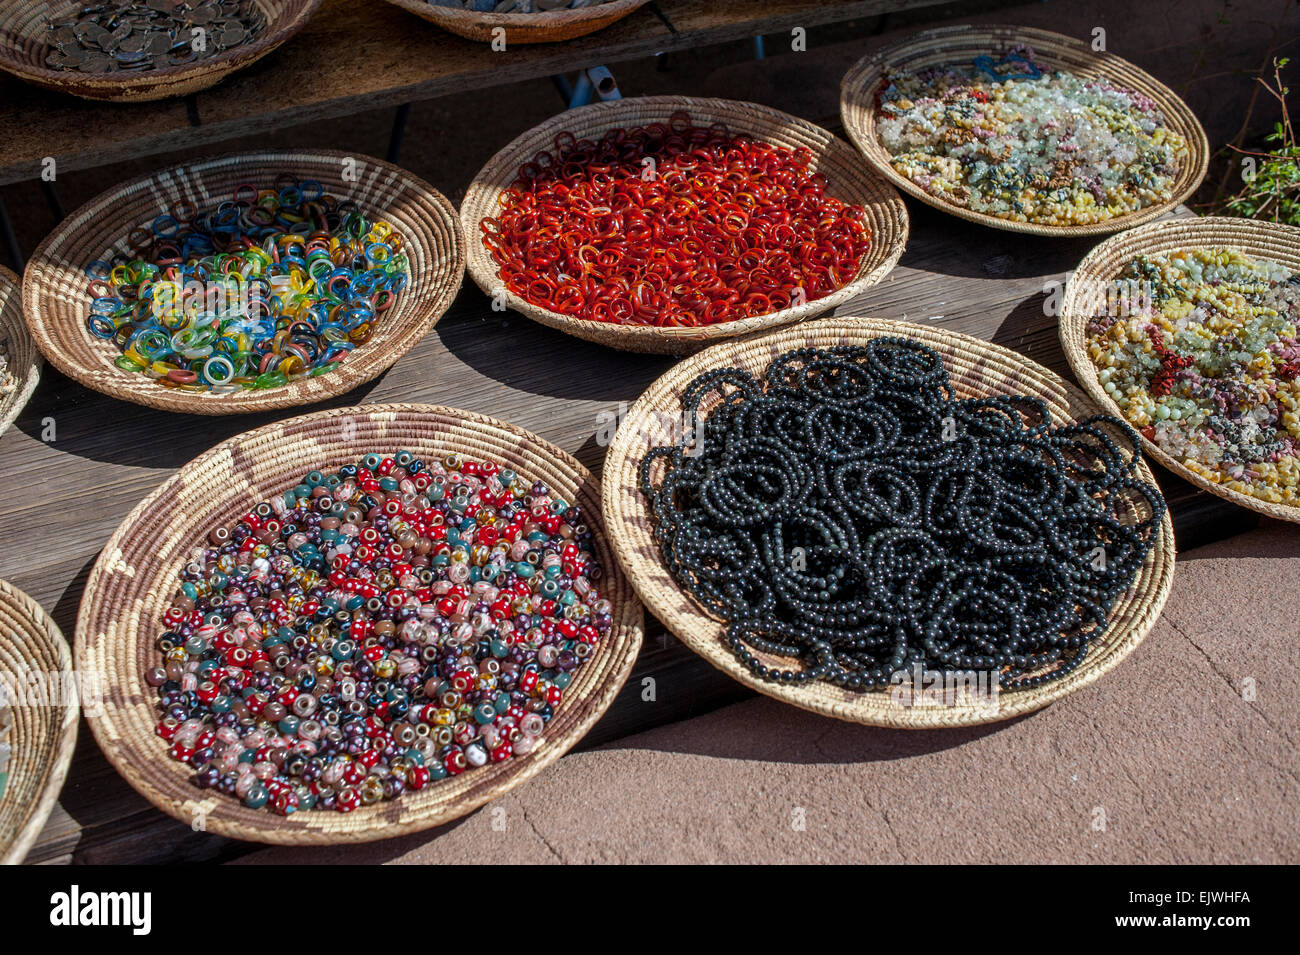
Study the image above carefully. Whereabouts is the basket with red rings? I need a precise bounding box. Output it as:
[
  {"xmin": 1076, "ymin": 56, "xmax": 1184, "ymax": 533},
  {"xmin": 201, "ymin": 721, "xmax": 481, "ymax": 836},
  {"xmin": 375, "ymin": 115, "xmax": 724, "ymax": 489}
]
[{"xmin": 461, "ymin": 97, "xmax": 909, "ymax": 355}]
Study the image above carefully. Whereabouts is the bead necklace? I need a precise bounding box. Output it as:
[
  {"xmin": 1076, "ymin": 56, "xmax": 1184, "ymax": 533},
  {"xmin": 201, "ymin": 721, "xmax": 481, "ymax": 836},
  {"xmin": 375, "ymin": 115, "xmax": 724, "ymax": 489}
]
[
  {"xmin": 150, "ymin": 452, "xmax": 611, "ymax": 815},
  {"xmin": 1087, "ymin": 247, "xmax": 1300, "ymax": 507},
  {"xmin": 87, "ymin": 176, "xmax": 408, "ymax": 394},
  {"xmin": 639, "ymin": 340, "xmax": 1166, "ymax": 691},
  {"xmin": 483, "ymin": 111, "xmax": 872, "ymax": 327}
]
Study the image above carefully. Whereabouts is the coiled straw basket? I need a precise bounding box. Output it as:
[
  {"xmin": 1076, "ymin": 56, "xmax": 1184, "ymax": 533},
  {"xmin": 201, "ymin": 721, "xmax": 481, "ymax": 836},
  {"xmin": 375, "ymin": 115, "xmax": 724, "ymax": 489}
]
[
  {"xmin": 461, "ymin": 95, "xmax": 909, "ymax": 355},
  {"xmin": 1060, "ymin": 215, "xmax": 1300, "ymax": 523},
  {"xmin": 601, "ymin": 317, "xmax": 1175, "ymax": 728},
  {"xmin": 23, "ymin": 150, "xmax": 465, "ymax": 416},
  {"xmin": 76, "ymin": 403, "xmax": 643, "ymax": 844},
  {"xmin": 840, "ymin": 25, "xmax": 1209, "ymax": 237},
  {"xmin": 0, "ymin": 580, "xmax": 78, "ymax": 864},
  {"xmin": 0, "ymin": 0, "xmax": 323, "ymax": 102}
]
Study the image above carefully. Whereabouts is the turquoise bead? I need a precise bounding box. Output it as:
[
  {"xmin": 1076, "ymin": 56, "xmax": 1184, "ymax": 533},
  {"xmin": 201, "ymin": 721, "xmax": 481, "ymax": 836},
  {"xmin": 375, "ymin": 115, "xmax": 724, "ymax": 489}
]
[
  {"xmin": 515, "ymin": 562, "xmax": 535, "ymax": 578},
  {"xmin": 243, "ymin": 785, "xmax": 269, "ymax": 809}
]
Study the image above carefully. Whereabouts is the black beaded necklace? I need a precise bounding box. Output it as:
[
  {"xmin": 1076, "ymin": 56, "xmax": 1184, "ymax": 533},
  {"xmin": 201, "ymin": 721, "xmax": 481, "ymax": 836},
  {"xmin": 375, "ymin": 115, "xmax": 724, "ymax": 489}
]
[{"xmin": 639, "ymin": 339, "xmax": 1166, "ymax": 692}]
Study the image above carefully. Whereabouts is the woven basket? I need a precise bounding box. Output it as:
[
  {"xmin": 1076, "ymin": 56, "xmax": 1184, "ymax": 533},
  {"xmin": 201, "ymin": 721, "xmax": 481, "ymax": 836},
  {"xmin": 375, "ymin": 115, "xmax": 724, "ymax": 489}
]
[
  {"xmin": 840, "ymin": 24, "xmax": 1209, "ymax": 237},
  {"xmin": 0, "ymin": 0, "xmax": 322, "ymax": 102},
  {"xmin": 602, "ymin": 316, "xmax": 1176, "ymax": 728},
  {"xmin": 460, "ymin": 96, "xmax": 910, "ymax": 355},
  {"xmin": 0, "ymin": 580, "xmax": 78, "ymax": 865},
  {"xmin": 1060, "ymin": 215, "xmax": 1300, "ymax": 523},
  {"xmin": 381, "ymin": 0, "xmax": 651, "ymax": 44},
  {"xmin": 76, "ymin": 403, "xmax": 644, "ymax": 845},
  {"xmin": 23, "ymin": 150, "xmax": 465, "ymax": 416},
  {"xmin": 0, "ymin": 265, "xmax": 39, "ymax": 437}
]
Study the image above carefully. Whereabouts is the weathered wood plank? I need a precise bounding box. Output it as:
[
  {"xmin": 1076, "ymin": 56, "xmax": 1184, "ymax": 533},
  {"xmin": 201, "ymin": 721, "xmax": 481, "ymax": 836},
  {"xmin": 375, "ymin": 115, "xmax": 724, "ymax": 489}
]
[{"xmin": 0, "ymin": 0, "xmax": 947, "ymax": 187}]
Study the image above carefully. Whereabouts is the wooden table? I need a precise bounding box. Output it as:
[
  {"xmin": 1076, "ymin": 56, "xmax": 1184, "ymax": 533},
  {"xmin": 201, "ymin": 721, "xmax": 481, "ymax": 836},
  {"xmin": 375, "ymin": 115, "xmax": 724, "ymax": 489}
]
[
  {"xmin": 2, "ymin": 187, "xmax": 1257, "ymax": 862},
  {"xmin": 0, "ymin": 0, "xmax": 947, "ymax": 187}
]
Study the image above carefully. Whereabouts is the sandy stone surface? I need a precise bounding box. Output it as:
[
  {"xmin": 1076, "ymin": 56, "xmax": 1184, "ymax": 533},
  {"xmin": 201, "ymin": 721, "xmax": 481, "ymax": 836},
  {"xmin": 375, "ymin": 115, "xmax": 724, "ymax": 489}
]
[{"xmin": 237, "ymin": 522, "xmax": 1299, "ymax": 865}]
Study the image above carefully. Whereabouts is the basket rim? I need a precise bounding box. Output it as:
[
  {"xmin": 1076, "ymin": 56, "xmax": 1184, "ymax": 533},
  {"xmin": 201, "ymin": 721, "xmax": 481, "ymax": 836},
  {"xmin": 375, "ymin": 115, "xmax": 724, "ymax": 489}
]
[
  {"xmin": 0, "ymin": 0, "xmax": 324, "ymax": 94},
  {"xmin": 383, "ymin": 0, "xmax": 651, "ymax": 28},
  {"xmin": 0, "ymin": 264, "xmax": 41, "ymax": 437},
  {"xmin": 839, "ymin": 23, "xmax": 1211, "ymax": 238},
  {"xmin": 74, "ymin": 401, "xmax": 645, "ymax": 845},
  {"xmin": 460, "ymin": 94, "xmax": 910, "ymax": 352},
  {"xmin": 1059, "ymin": 214, "xmax": 1300, "ymax": 523},
  {"xmin": 601, "ymin": 315, "xmax": 1177, "ymax": 728},
  {"xmin": 0, "ymin": 578, "xmax": 79, "ymax": 865},
  {"xmin": 21, "ymin": 147, "xmax": 466, "ymax": 416}
]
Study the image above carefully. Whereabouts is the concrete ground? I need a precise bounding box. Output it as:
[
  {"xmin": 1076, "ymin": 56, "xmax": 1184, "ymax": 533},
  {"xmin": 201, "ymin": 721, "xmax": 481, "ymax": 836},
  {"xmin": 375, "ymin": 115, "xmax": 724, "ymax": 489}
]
[{"xmin": 237, "ymin": 521, "xmax": 1299, "ymax": 864}]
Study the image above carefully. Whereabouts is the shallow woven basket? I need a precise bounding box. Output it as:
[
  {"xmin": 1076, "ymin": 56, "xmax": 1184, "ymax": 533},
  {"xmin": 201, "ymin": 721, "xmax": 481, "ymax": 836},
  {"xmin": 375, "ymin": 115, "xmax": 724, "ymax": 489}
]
[
  {"xmin": 602, "ymin": 317, "xmax": 1176, "ymax": 728},
  {"xmin": 840, "ymin": 24, "xmax": 1209, "ymax": 237},
  {"xmin": 0, "ymin": 580, "xmax": 78, "ymax": 865},
  {"xmin": 0, "ymin": 0, "xmax": 322, "ymax": 102},
  {"xmin": 461, "ymin": 96, "xmax": 910, "ymax": 355},
  {"xmin": 23, "ymin": 150, "xmax": 465, "ymax": 416},
  {"xmin": 382, "ymin": 0, "xmax": 651, "ymax": 44},
  {"xmin": 0, "ymin": 265, "xmax": 40, "ymax": 437},
  {"xmin": 76, "ymin": 403, "xmax": 644, "ymax": 845},
  {"xmin": 1061, "ymin": 215, "xmax": 1300, "ymax": 523}
]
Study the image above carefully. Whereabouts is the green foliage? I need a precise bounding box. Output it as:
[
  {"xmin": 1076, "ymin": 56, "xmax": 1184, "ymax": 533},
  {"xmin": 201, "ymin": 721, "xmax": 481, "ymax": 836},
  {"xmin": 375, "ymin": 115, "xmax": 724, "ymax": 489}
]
[{"xmin": 1221, "ymin": 58, "xmax": 1300, "ymax": 225}]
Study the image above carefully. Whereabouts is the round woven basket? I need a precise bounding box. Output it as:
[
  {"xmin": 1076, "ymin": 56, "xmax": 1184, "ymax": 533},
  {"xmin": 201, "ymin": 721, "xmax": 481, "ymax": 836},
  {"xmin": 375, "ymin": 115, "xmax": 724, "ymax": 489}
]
[
  {"xmin": 840, "ymin": 24, "xmax": 1209, "ymax": 237},
  {"xmin": 0, "ymin": 0, "xmax": 322, "ymax": 102},
  {"xmin": 460, "ymin": 95, "xmax": 910, "ymax": 355},
  {"xmin": 23, "ymin": 150, "xmax": 465, "ymax": 416},
  {"xmin": 0, "ymin": 580, "xmax": 79, "ymax": 865},
  {"xmin": 0, "ymin": 265, "xmax": 40, "ymax": 437},
  {"xmin": 1060, "ymin": 215, "xmax": 1300, "ymax": 523},
  {"xmin": 76, "ymin": 403, "xmax": 644, "ymax": 845},
  {"xmin": 602, "ymin": 316, "xmax": 1176, "ymax": 728},
  {"xmin": 381, "ymin": 0, "xmax": 651, "ymax": 44}
]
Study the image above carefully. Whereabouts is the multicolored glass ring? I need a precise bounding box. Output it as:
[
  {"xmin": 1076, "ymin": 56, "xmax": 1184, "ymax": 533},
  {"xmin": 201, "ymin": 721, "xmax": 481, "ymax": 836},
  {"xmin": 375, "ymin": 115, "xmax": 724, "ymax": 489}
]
[{"xmin": 85, "ymin": 176, "xmax": 409, "ymax": 394}]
